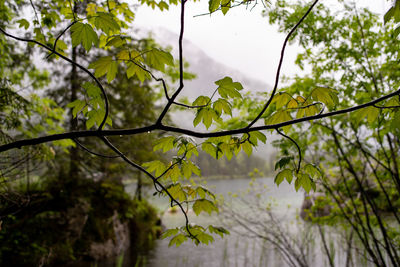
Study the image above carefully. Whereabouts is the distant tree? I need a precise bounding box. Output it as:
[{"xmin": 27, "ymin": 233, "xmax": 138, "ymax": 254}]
[{"xmin": 265, "ymin": 1, "xmax": 400, "ymax": 266}]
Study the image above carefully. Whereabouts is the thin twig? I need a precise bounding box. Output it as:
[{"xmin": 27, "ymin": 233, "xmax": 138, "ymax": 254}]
[
  {"xmin": 73, "ymin": 138, "xmax": 119, "ymax": 158},
  {"xmin": 172, "ymin": 87, "xmax": 219, "ymax": 109},
  {"xmin": 126, "ymin": 59, "xmax": 170, "ymax": 100},
  {"xmin": 46, "ymin": 21, "xmax": 77, "ymax": 59},
  {"xmin": 193, "ymin": 1, "xmax": 249, "ymax": 17},
  {"xmin": 99, "ymin": 136, "xmax": 198, "ymax": 241},
  {"xmin": 373, "ymin": 104, "xmax": 400, "ymax": 109},
  {"xmin": 276, "ymin": 128, "xmax": 301, "ymax": 173}
]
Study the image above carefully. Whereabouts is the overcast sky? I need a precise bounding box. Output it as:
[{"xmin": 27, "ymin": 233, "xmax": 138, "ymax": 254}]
[{"xmin": 133, "ymin": 0, "xmax": 389, "ymax": 85}]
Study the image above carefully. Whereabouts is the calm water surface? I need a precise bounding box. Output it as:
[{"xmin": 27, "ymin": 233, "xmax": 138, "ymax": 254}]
[
  {"xmin": 125, "ymin": 177, "xmax": 375, "ymax": 267},
  {"xmin": 137, "ymin": 177, "xmax": 304, "ymax": 267}
]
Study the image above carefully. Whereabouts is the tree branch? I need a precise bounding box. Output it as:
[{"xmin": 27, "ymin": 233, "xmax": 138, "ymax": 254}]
[
  {"xmin": 276, "ymin": 128, "xmax": 301, "ymax": 173},
  {"xmin": 99, "ymin": 136, "xmax": 197, "ymax": 240},
  {"xmin": 73, "ymin": 138, "xmax": 119, "ymax": 158},
  {"xmin": 1, "ymin": 87, "xmax": 399, "ymax": 153}
]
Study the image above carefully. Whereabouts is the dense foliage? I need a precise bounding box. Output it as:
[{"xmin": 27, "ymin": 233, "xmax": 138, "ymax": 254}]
[{"xmin": 265, "ymin": 1, "xmax": 400, "ymax": 266}]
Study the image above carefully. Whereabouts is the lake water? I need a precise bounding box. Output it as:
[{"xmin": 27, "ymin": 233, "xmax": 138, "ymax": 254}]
[
  {"xmin": 131, "ymin": 177, "xmax": 306, "ymax": 267},
  {"xmin": 126, "ymin": 177, "xmax": 374, "ymax": 267}
]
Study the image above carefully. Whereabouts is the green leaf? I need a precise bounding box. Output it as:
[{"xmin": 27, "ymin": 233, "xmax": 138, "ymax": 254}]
[
  {"xmin": 153, "ymin": 136, "xmax": 175, "ymax": 152},
  {"xmin": 394, "ymin": 25, "xmax": 400, "ymax": 37},
  {"xmin": 88, "ymin": 56, "xmax": 113, "ymax": 78},
  {"xmin": 209, "ymin": 0, "xmax": 222, "ymax": 13},
  {"xmin": 311, "ymin": 87, "xmax": 338, "ymax": 108},
  {"xmin": 85, "ymin": 108, "xmax": 108, "ymax": 129},
  {"xmin": 215, "ymin": 76, "xmax": 243, "ymax": 99},
  {"xmin": 193, "ymin": 96, "xmax": 210, "ymax": 106},
  {"xmin": 390, "ymin": 111, "xmax": 400, "ymax": 132},
  {"xmin": 366, "ymin": 106, "xmax": 379, "ymax": 125},
  {"xmin": 105, "ymin": 36, "xmax": 126, "ymax": 47},
  {"xmin": 192, "ymin": 199, "xmax": 218, "ymax": 215},
  {"xmin": 17, "ymin": 19, "xmax": 30, "ymax": 29},
  {"xmin": 275, "ymin": 169, "xmax": 293, "ymax": 185},
  {"xmin": 183, "ymin": 185, "xmax": 197, "ymax": 199},
  {"xmin": 94, "ymin": 12, "xmax": 121, "ymax": 34},
  {"xmin": 146, "ymin": 48, "xmax": 174, "ymax": 72},
  {"xmin": 66, "ymin": 99, "xmax": 86, "ymax": 118},
  {"xmin": 271, "ymin": 92, "xmax": 292, "ymax": 109},
  {"xmin": 82, "ymin": 82, "xmax": 101, "ymax": 98},
  {"xmin": 167, "ymin": 183, "xmax": 186, "ymax": 201},
  {"xmin": 275, "ymin": 156, "xmax": 293, "ymax": 170},
  {"xmin": 213, "ymin": 98, "xmax": 232, "ymax": 116},
  {"xmin": 86, "ymin": 116, "xmax": 96, "ymax": 129},
  {"xmin": 142, "ymin": 160, "xmax": 166, "ymax": 177},
  {"xmin": 169, "ymin": 234, "xmax": 187, "ymax": 247},
  {"xmin": 193, "ymin": 108, "xmax": 218, "ymax": 129},
  {"xmin": 296, "ymin": 100, "xmax": 320, "ymax": 118},
  {"xmin": 107, "ymin": 61, "xmax": 118, "ymax": 82},
  {"xmin": 167, "ymin": 165, "xmax": 181, "ymax": 182},
  {"xmin": 117, "ymin": 49, "xmax": 131, "ymax": 60},
  {"xmin": 181, "ymin": 160, "xmax": 201, "ymax": 178},
  {"xmin": 193, "ymin": 109, "xmax": 203, "ymax": 127},
  {"xmin": 304, "ymin": 164, "xmax": 321, "ymax": 179},
  {"xmin": 201, "ymin": 142, "xmax": 217, "ymax": 159},
  {"xmin": 248, "ymin": 131, "xmax": 267, "ymax": 145},
  {"xmin": 266, "ymin": 110, "xmax": 292, "ymax": 132},
  {"xmin": 162, "ymin": 228, "xmax": 179, "ymax": 239},
  {"xmin": 267, "ymin": 110, "xmax": 292, "ymax": 124},
  {"xmin": 158, "ymin": 1, "xmax": 169, "ymax": 10},
  {"xmin": 186, "ymin": 143, "xmax": 199, "ymax": 159},
  {"xmin": 195, "ymin": 231, "xmax": 214, "ymax": 245},
  {"xmin": 208, "ymin": 225, "xmax": 230, "ymax": 238},
  {"xmin": 297, "ymin": 173, "xmax": 315, "ymax": 193},
  {"xmin": 385, "ymin": 6, "xmax": 395, "ymax": 24},
  {"xmin": 221, "ymin": 0, "xmax": 231, "ymax": 15},
  {"xmin": 70, "ymin": 22, "xmax": 99, "ymax": 52},
  {"xmin": 294, "ymin": 177, "xmax": 301, "ymax": 192},
  {"xmin": 196, "ymin": 186, "xmax": 215, "ymax": 200},
  {"xmin": 181, "ymin": 161, "xmax": 191, "ymax": 179},
  {"xmin": 353, "ymin": 106, "xmax": 380, "ymax": 125},
  {"xmin": 287, "ymin": 98, "xmax": 298, "ymax": 109},
  {"xmin": 126, "ymin": 63, "xmax": 150, "ymax": 82},
  {"xmin": 241, "ymin": 141, "xmax": 252, "ymax": 156}
]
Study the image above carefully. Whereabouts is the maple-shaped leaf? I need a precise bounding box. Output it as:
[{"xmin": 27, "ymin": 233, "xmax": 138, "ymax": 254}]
[
  {"xmin": 71, "ymin": 22, "xmax": 99, "ymax": 52},
  {"xmin": 94, "ymin": 12, "xmax": 120, "ymax": 34},
  {"xmin": 146, "ymin": 48, "xmax": 174, "ymax": 72},
  {"xmin": 215, "ymin": 76, "xmax": 243, "ymax": 99}
]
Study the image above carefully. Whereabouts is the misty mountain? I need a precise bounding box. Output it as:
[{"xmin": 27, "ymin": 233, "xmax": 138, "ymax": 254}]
[
  {"xmin": 141, "ymin": 27, "xmax": 277, "ymax": 159},
  {"xmin": 149, "ymin": 27, "xmax": 271, "ymax": 100}
]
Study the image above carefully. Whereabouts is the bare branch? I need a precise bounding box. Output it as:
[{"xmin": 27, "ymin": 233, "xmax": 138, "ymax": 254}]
[
  {"xmin": 276, "ymin": 128, "xmax": 301, "ymax": 173},
  {"xmin": 73, "ymin": 138, "xmax": 119, "ymax": 158}
]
